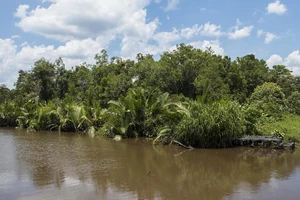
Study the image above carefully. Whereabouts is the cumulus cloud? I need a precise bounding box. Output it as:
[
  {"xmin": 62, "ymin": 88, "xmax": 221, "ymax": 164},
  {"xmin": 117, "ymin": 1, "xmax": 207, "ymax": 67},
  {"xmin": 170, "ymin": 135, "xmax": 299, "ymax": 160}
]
[
  {"xmin": 180, "ymin": 22, "xmax": 224, "ymax": 39},
  {"xmin": 164, "ymin": 0, "xmax": 180, "ymax": 11},
  {"xmin": 0, "ymin": 38, "xmax": 21, "ymax": 88},
  {"xmin": 265, "ymin": 32, "xmax": 279, "ymax": 44},
  {"xmin": 0, "ymin": 39, "xmax": 17, "ymax": 76},
  {"xmin": 257, "ymin": 30, "xmax": 279, "ymax": 44},
  {"xmin": 267, "ymin": 0, "xmax": 287, "ymax": 15},
  {"xmin": 15, "ymin": 0, "xmax": 155, "ymax": 42},
  {"xmin": 189, "ymin": 40, "xmax": 224, "ymax": 56},
  {"xmin": 4, "ymin": 0, "xmax": 229, "ymax": 87},
  {"xmin": 0, "ymin": 37, "xmax": 109, "ymax": 88},
  {"xmin": 227, "ymin": 19, "xmax": 253, "ymax": 40},
  {"xmin": 228, "ymin": 26, "xmax": 253, "ymax": 40},
  {"xmin": 257, "ymin": 30, "xmax": 265, "ymax": 37},
  {"xmin": 200, "ymin": 22, "xmax": 224, "ymax": 37},
  {"xmin": 14, "ymin": 4, "xmax": 29, "ymax": 18},
  {"xmin": 284, "ymin": 51, "xmax": 300, "ymax": 74},
  {"xmin": 266, "ymin": 54, "xmax": 283, "ymax": 67},
  {"xmin": 122, "ymin": 22, "xmax": 226, "ymax": 58},
  {"xmin": 267, "ymin": 51, "xmax": 300, "ymax": 75},
  {"xmin": 180, "ymin": 25, "xmax": 201, "ymax": 39}
]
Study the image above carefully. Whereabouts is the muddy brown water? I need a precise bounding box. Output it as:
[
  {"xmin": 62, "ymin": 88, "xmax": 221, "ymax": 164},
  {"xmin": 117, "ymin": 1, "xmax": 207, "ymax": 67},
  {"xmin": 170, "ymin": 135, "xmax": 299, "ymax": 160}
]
[{"xmin": 0, "ymin": 128, "xmax": 300, "ymax": 200}]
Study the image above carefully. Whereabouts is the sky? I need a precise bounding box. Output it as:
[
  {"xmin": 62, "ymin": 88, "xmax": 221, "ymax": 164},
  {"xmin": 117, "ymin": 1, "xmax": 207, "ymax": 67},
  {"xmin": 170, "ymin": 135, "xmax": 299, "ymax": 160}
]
[{"xmin": 1, "ymin": 0, "xmax": 300, "ymax": 88}]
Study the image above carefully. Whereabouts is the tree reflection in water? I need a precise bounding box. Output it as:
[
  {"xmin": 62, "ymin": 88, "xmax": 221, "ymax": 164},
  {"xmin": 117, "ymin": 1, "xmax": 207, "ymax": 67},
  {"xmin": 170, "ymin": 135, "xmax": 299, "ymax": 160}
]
[{"xmin": 5, "ymin": 129, "xmax": 300, "ymax": 200}]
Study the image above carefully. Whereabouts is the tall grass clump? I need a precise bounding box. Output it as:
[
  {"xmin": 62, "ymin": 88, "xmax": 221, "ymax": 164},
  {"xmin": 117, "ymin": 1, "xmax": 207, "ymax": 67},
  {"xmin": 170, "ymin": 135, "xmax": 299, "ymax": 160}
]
[{"xmin": 174, "ymin": 101, "xmax": 245, "ymax": 148}]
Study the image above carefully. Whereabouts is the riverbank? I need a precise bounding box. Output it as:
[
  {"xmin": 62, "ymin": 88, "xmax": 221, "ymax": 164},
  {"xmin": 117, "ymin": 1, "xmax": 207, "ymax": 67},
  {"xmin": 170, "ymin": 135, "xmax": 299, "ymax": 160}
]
[{"xmin": 257, "ymin": 114, "xmax": 300, "ymax": 144}]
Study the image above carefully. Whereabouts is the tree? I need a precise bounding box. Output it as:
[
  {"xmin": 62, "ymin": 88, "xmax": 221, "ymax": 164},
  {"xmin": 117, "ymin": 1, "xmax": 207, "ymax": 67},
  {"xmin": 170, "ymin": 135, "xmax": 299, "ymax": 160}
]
[
  {"xmin": 287, "ymin": 91, "xmax": 300, "ymax": 115},
  {"xmin": 229, "ymin": 54, "xmax": 269, "ymax": 103},
  {"xmin": 269, "ymin": 65, "xmax": 295, "ymax": 96},
  {"xmin": 193, "ymin": 54, "xmax": 231, "ymax": 102},
  {"xmin": 0, "ymin": 84, "xmax": 10, "ymax": 104},
  {"xmin": 32, "ymin": 58, "xmax": 56, "ymax": 101},
  {"xmin": 66, "ymin": 64, "xmax": 93, "ymax": 103},
  {"xmin": 14, "ymin": 70, "xmax": 38, "ymax": 105},
  {"xmin": 250, "ymin": 82, "xmax": 286, "ymax": 117},
  {"xmin": 103, "ymin": 87, "xmax": 185, "ymax": 138},
  {"xmin": 54, "ymin": 58, "xmax": 69, "ymax": 99}
]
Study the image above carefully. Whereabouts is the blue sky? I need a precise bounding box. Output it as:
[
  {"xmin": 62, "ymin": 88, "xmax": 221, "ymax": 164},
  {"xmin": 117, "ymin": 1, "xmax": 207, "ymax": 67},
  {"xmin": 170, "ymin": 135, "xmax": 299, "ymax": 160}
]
[{"xmin": 1, "ymin": 0, "xmax": 300, "ymax": 88}]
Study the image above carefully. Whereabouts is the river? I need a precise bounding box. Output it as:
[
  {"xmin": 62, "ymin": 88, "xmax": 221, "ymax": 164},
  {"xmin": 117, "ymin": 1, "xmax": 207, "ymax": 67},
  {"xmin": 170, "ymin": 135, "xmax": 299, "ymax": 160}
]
[{"xmin": 0, "ymin": 128, "xmax": 300, "ymax": 200}]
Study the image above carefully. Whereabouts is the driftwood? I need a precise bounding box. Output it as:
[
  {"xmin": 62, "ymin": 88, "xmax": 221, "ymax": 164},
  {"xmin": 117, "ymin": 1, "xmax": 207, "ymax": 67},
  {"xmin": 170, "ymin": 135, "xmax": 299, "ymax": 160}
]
[{"xmin": 171, "ymin": 140, "xmax": 194, "ymax": 149}]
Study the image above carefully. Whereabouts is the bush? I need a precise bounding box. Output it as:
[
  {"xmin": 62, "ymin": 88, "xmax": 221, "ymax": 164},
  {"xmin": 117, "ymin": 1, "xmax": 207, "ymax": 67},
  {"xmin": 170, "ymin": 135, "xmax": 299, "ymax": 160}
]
[
  {"xmin": 0, "ymin": 102, "xmax": 19, "ymax": 127},
  {"xmin": 287, "ymin": 91, "xmax": 300, "ymax": 115},
  {"xmin": 174, "ymin": 101, "xmax": 245, "ymax": 148},
  {"xmin": 250, "ymin": 82, "xmax": 286, "ymax": 118},
  {"xmin": 243, "ymin": 105, "xmax": 262, "ymax": 135}
]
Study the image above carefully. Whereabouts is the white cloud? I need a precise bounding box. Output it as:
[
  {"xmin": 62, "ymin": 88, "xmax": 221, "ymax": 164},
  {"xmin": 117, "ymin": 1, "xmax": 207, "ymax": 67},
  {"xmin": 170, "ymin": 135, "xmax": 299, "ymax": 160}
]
[
  {"xmin": 257, "ymin": 30, "xmax": 265, "ymax": 37},
  {"xmin": 120, "ymin": 36, "xmax": 158, "ymax": 59},
  {"xmin": 267, "ymin": 0, "xmax": 287, "ymax": 15},
  {"xmin": 4, "ymin": 1, "xmax": 230, "ymax": 87},
  {"xmin": 227, "ymin": 19, "xmax": 253, "ymax": 40},
  {"xmin": 200, "ymin": 22, "xmax": 224, "ymax": 37},
  {"xmin": 121, "ymin": 22, "xmax": 226, "ymax": 58},
  {"xmin": 14, "ymin": 4, "xmax": 29, "ymax": 18},
  {"xmin": 265, "ymin": 32, "xmax": 279, "ymax": 44},
  {"xmin": 236, "ymin": 19, "xmax": 242, "ymax": 26},
  {"xmin": 228, "ymin": 26, "xmax": 253, "ymax": 40},
  {"xmin": 266, "ymin": 54, "xmax": 283, "ymax": 67},
  {"xmin": 0, "ymin": 39, "xmax": 18, "ymax": 88},
  {"xmin": 11, "ymin": 35, "xmax": 20, "ymax": 39},
  {"xmin": 15, "ymin": 0, "xmax": 155, "ymax": 42},
  {"xmin": 0, "ymin": 37, "xmax": 108, "ymax": 88},
  {"xmin": 284, "ymin": 50, "xmax": 300, "ymax": 74},
  {"xmin": 120, "ymin": 25, "xmax": 179, "ymax": 58},
  {"xmin": 180, "ymin": 22, "xmax": 224, "ymax": 39},
  {"xmin": 267, "ymin": 51, "xmax": 300, "ymax": 75},
  {"xmin": 189, "ymin": 40, "xmax": 224, "ymax": 56},
  {"xmin": 0, "ymin": 39, "xmax": 17, "ymax": 77},
  {"xmin": 164, "ymin": 0, "xmax": 180, "ymax": 11},
  {"xmin": 153, "ymin": 29, "xmax": 180, "ymax": 47},
  {"xmin": 200, "ymin": 8, "xmax": 207, "ymax": 12},
  {"xmin": 257, "ymin": 30, "xmax": 279, "ymax": 44},
  {"xmin": 180, "ymin": 25, "xmax": 201, "ymax": 39}
]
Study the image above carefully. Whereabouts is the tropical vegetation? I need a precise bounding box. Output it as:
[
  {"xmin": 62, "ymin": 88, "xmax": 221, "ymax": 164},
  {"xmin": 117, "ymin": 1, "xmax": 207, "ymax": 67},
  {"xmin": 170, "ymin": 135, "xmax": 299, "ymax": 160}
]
[{"xmin": 1, "ymin": 44, "xmax": 300, "ymax": 147}]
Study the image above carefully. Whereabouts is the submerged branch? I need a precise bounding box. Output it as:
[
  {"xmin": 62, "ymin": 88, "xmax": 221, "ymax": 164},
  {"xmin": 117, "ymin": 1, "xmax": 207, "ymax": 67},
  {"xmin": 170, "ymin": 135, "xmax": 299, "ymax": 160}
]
[{"xmin": 171, "ymin": 140, "xmax": 194, "ymax": 149}]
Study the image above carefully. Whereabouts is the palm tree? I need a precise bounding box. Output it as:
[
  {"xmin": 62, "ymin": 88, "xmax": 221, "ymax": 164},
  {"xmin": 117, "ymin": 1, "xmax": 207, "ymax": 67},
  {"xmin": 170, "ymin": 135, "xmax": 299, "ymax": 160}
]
[
  {"xmin": 49, "ymin": 101, "xmax": 87, "ymax": 132},
  {"xmin": 107, "ymin": 100, "xmax": 134, "ymax": 137},
  {"xmin": 83, "ymin": 104, "xmax": 107, "ymax": 136},
  {"xmin": 104, "ymin": 87, "xmax": 190, "ymax": 138}
]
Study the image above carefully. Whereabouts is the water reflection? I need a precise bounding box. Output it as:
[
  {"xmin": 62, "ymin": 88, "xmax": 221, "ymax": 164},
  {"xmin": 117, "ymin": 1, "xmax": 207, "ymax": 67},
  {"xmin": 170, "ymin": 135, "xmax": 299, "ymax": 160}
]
[{"xmin": 0, "ymin": 128, "xmax": 300, "ymax": 200}]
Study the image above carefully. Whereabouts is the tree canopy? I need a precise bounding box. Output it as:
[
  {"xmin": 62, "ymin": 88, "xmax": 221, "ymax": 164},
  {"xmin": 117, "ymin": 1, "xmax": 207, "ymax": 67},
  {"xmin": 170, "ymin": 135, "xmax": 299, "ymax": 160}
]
[{"xmin": 1, "ymin": 44, "xmax": 300, "ymax": 147}]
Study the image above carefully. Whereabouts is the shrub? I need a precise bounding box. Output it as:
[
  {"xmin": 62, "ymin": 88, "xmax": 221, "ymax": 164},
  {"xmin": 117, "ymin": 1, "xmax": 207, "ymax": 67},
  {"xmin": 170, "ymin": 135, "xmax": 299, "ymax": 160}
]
[
  {"xmin": 174, "ymin": 101, "xmax": 245, "ymax": 148},
  {"xmin": 287, "ymin": 91, "xmax": 300, "ymax": 115},
  {"xmin": 250, "ymin": 82, "xmax": 286, "ymax": 118},
  {"xmin": 243, "ymin": 105, "xmax": 262, "ymax": 135}
]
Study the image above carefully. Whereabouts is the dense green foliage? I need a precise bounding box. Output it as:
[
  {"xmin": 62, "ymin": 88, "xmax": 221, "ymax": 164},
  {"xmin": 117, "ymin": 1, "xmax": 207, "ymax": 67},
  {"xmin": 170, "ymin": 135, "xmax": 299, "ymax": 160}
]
[
  {"xmin": 174, "ymin": 101, "xmax": 245, "ymax": 148},
  {"xmin": 250, "ymin": 82, "xmax": 286, "ymax": 118},
  {"xmin": 1, "ymin": 44, "xmax": 300, "ymax": 147},
  {"xmin": 257, "ymin": 114, "xmax": 300, "ymax": 143}
]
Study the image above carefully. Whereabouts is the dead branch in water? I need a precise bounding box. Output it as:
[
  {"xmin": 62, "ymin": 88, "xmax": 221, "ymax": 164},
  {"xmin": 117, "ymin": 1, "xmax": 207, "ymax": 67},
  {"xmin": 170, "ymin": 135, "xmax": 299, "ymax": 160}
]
[{"xmin": 171, "ymin": 140, "xmax": 193, "ymax": 149}]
